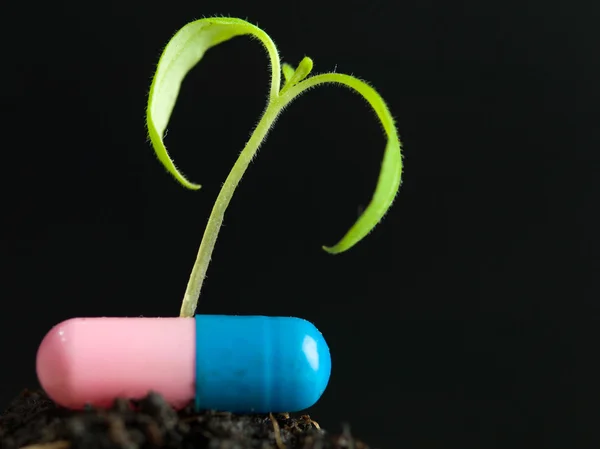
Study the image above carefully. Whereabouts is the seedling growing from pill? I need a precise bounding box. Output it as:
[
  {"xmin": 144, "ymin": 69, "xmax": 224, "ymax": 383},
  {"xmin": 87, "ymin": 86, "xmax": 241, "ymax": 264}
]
[
  {"xmin": 35, "ymin": 17, "xmax": 403, "ymax": 414},
  {"xmin": 146, "ymin": 17, "xmax": 403, "ymax": 318}
]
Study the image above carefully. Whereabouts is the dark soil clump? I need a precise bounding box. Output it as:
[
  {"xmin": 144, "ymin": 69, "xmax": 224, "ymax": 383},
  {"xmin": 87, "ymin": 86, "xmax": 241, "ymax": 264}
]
[{"xmin": 0, "ymin": 390, "xmax": 369, "ymax": 449}]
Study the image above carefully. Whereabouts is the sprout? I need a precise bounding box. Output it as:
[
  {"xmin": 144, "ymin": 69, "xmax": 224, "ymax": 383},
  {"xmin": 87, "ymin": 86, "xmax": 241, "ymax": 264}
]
[{"xmin": 146, "ymin": 17, "xmax": 403, "ymax": 317}]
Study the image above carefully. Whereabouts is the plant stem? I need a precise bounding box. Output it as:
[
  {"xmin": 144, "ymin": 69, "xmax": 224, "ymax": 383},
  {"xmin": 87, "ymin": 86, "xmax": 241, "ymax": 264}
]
[{"xmin": 179, "ymin": 99, "xmax": 287, "ymax": 317}]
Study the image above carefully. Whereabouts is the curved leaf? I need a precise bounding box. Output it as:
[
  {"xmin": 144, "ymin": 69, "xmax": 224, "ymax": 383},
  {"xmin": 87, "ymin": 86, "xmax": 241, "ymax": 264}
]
[
  {"xmin": 281, "ymin": 73, "xmax": 403, "ymax": 254},
  {"xmin": 146, "ymin": 17, "xmax": 281, "ymax": 190}
]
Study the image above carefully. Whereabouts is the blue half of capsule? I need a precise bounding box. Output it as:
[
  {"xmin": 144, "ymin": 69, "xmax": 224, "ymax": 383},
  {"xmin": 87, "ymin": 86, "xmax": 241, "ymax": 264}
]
[{"xmin": 195, "ymin": 315, "xmax": 331, "ymax": 413}]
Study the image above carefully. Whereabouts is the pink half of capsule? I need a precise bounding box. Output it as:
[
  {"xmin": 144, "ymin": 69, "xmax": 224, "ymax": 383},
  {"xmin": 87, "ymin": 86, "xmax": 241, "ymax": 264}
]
[{"xmin": 36, "ymin": 317, "xmax": 196, "ymax": 409}]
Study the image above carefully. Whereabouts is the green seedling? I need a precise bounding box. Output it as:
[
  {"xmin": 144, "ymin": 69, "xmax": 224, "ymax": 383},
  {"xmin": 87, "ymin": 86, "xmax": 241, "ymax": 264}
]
[{"xmin": 146, "ymin": 17, "xmax": 403, "ymax": 317}]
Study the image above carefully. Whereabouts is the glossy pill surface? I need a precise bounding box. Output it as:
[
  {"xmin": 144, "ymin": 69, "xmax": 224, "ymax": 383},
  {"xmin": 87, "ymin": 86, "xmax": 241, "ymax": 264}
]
[{"xmin": 36, "ymin": 315, "xmax": 331, "ymax": 413}]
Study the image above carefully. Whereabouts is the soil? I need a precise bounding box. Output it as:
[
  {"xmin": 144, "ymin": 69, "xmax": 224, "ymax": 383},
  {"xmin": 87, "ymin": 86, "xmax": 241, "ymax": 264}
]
[{"xmin": 0, "ymin": 390, "xmax": 370, "ymax": 449}]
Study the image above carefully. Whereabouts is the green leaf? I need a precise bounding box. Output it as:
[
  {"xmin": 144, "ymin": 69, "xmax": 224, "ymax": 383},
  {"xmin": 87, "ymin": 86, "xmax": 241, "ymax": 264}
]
[
  {"xmin": 282, "ymin": 63, "xmax": 295, "ymax": 84},
  {"xmin": 281, "ymin": 57, "xmax": 313, "ymax": 91},
  {"xmin": 146, "ymin": 17, "xmax": 281, "ymax": 190},
  {"xmin": 281, "ymin": 73, "xmax": 402, "ymax": 254}
]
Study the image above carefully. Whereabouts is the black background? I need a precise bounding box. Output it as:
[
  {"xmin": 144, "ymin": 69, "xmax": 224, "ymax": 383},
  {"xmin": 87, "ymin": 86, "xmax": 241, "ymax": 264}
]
[{"xmin": 0, "ymin": 1, "xmax": 598, "ymax": 448}]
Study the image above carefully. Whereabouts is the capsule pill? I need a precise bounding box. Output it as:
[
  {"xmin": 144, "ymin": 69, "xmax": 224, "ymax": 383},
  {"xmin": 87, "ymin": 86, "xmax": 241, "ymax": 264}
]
[{"xmin": 36, "ymin": 315, "xmax": 331, "ymax": 413}]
